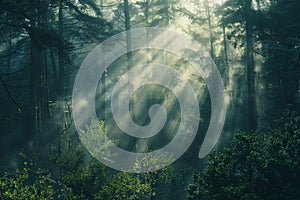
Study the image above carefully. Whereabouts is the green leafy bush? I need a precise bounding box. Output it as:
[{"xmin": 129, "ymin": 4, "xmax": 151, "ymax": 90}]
[
  {"xmin": 0, "ymin": 155, "xmax": 73, "ymax": 200},
  {"xmin": 187, "ymin": 110, "xmax": 300, "ymax": 200}
]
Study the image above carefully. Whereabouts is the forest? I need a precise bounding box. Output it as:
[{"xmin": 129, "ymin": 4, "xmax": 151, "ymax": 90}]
[{"xmin": 0, "ymin": 0, "xmax": 299, "ymax": 199}]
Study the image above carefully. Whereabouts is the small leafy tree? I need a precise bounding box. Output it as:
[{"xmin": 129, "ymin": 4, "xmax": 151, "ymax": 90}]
[{"xmin": 187, "ymin": 110, "xmax": 300, "ymax": 200}]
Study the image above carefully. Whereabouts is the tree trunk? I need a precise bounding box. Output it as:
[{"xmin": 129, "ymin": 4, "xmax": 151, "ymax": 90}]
[
  {"xmin": 205, "ymin": 1, "xmax": 215, "ymax": 60},
  {"xmin": 30, "ymin": 37, "xmax": 49, "ymax": 165},
  {"xmin": 29, "ymin": 0, "xmax": 51, "ymax": 166},
  {"xmin": 58, "ymin": 0, "xmax": 64, "ymax": 96},
  {"xmin": 123, "ymin": 0, "xmax": 138, "ymax": 151},
  {"xmin": 221, "ymin": 0, "xmax": 229, "ymax": 87},
  {"xmin": 245, "ymin": 0, "xmax": 257, "ymax": 131},
  {"xmin": 50, "ymin": 47, "xmax": 59, "ymax": 90},
  {"xmin": 6, "ymin": 12, "xmax": 12, "ymax": 74},
  {"xmin": 124, "ymin": 0, "xmax": 132, "ymax": 61}
]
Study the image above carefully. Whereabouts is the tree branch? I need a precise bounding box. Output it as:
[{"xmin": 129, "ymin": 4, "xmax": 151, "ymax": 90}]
[{"xmin": 0, "ymin": 74, "xmax": 21, "ymax": 109}]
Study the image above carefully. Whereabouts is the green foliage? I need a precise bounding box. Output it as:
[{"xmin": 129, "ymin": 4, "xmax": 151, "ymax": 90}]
[
  {"xmin": 259, "ymin": 0, "xmax": 300, "ymax": 106},
  {"xmin": 218, "ymin": 0, "xmax": 247, "ymax": 48},
  {"xmin": 0, "ymin": 155, "xmax": 73, "ymax": 200},
  {"xmin": 58, "ymin": 159, "xmax": 109, "ymax": 200},
  {"xmin": 78, "ymin": 119, "xmax": 117, "ymax": 164},
  {"xmin": 133, "ymin": 0, "xmax": 179, "ymax": 27},
  {"xmin": 51, "ymin": 144, "xmax": 110, "ymax": 200},
  {"xmin": 96, "ymin": 172, "xmax": 151, "ymax": 200},
  {"xmin": 133, "ymin": 153, "xmax": 176, "ymax": 199},
  {"xmin": 49, "ymin": 142, "xmax": 177, "ymax": 200},
  {"xmin": 187, "ymin": 110, "xmax": 300, "ymax": 200}
]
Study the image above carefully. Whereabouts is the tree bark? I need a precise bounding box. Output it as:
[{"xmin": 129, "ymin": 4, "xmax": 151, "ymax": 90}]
[
  {"xmin": 6, "ymin": 12, "xmax": 12, "ymax": 74},
  {"xmin": 58, "ymin": 0, "xmax": 64, "ymax": 96},
  {"xmin": 205, "ymin": 1, "xmax": 215, "ymax": 60},
  {"xmin": 30, "ymin": 37, "xmax": 46, "ymax": 164},
  {"xmin": 221, "ymin": 0, "xmax": 229, "ymax": 87},
  {"xmin": 245, "ymin": 0, "xmax": 257, "ymax": 131},
  {"xmin": 124, "ymin": 0, "xmax": 132, "ymax": 61},
  {"xmin": 29, "ymin": 0, "xmax": 51, "ymax": 166}
]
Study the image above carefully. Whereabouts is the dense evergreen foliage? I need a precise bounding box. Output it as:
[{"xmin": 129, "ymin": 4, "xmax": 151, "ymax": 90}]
[{"xmin": 187, "ymin": 110, "xmax": 300, "ymax": 200}]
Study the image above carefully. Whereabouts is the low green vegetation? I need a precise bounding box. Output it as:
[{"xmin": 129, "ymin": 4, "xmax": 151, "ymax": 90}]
[
  {"xmin": 187, "ymin": 111, "xmax": 300, "ymax": 200},
  {"xmin": 0, "ymin": 111, "xmax": 299, "ymax": 199}
]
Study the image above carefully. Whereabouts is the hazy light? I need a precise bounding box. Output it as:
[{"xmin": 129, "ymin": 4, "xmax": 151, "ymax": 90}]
[{"xmin": 215, "ymin": 0, "xmax": 224, "ymax": 6}]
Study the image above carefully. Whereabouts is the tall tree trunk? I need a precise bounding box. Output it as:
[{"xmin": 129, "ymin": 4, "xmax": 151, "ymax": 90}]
[
  {"xmin": 56, "ymin": 0, "xmax": 68, "ymax": 156},
  {"xmin": 144, "ymin": 0, "xmax": 150, "ymax": 63},
  {"xmin": 221, "ymin": 0, "xmax": 229, "ymax": 87},
  {"xmin": 50, "ymin": 48, "xmax": 59, "ymax": 90},
  {"xmin": 30, "ymin": 38, "xmax": 45, "ymax": 164},
  {"xmin": 58, "ymin": 0, "xmax": 64, "ymax": 96},
  {"xmin": 6, "ymin": 12, "xmax": 12, "ymax": 74},
  {"xmin": 40, "ymin": 49, "xmax": 51, "ymax": 165},
  {"xmin": 124, "ymin": 0, "xmax": 137, "ymax": 151},
  {"xmin": 124, "ymin": 0, "xmax": 132, "ymax": 61},
  {"xmin": 164, "ymin": 3, "xmax": 170, "ymax": 63},
  {"xmin": 29, "ymin": 0, "xmax": 51, "ymax": 166},
  {"xmin": 205, "ymin": 1, "xmax": 215, "ymax": 60},
  {"xmin": 245, "ymin": 0, "xmax": 257, "ymax": 131}
]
